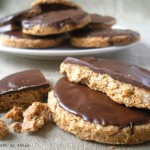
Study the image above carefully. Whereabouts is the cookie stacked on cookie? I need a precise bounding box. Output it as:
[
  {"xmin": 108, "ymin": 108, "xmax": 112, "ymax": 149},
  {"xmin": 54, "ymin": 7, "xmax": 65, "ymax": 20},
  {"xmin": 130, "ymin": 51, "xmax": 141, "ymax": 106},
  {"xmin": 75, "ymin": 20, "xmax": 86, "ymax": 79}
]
[
  {"xmin": 0, "ymin": 0, "xmax": 140, "ymax": 49},
  {"xmin": 48, "ymin": 57, "xmax": 150, "ymax": 145},
  {"xmin": 0, "ymin": 0, "xmax": 90, "ymax": 48},
  {"xmin": 70, "ymin": 14, "xmax": 140, "ymax": 48}
]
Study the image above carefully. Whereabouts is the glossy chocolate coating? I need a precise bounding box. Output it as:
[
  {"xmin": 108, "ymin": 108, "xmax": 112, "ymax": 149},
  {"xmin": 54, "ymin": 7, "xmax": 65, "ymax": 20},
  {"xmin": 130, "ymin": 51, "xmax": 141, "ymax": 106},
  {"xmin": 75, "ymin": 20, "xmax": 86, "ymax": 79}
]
[
  {"xmin": 38, "ymin": 3, "xmax": 77, "ymax": 12},
  {"xmin": 0, "ymin": 3, "xmax": 78, "ymax": 28},
  {"xmin": 22, "ymin": 9, "xmax": 88, "ymax": 29},
  {"xmin": 72, "ymin": 28, "xmax": 139, "ymax": 38},
  {"xmin": 90, "ymin": 14, "xmax": 116, "ymax": 25},
  {"xmin": 0, "ymin": 69, "xmax": 50, "ymax": 95},
  {"xmin": 0, "ymin": 6, "xmax": 41, "ymax": 27},
  {"xmin": 2, "ymin": 30, "xmax": 63, "ymax": 39},
  {"xmin": 64, "ymin": 57, "xmax": 150, "ymax": 90},
  {"xmin": 54, "ymin": 77, "xmax": 150, "ymax": 127}
]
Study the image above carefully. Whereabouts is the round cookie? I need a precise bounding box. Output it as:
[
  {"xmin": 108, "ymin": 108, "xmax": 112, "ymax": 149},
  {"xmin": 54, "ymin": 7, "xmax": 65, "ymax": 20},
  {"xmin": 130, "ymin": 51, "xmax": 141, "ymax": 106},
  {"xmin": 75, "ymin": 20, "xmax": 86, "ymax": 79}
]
[
  {"xmin": 0, "ymin": 31, "xmax": 64, "ymax": 48},
  {"xmin": 22, "ymin": 9, "xmax": 91, "ymax": 36},
  {"xmin": 70, "ymin": 29, "xmax": 140, "ymax": 48},
  {"xmin": 87, "ymin": 14, "xmax": 117, "ymax": 29},
  {"xmin": 31, "ymin": 0, "xmax": 81, "ymax": 10},
  {"xmin": 60, "ymin": 57, "xmax": 150, "ymax": 109},
  {"xmin": 48, "ymin": 77, "xmax": 150, "ymax": 145}
]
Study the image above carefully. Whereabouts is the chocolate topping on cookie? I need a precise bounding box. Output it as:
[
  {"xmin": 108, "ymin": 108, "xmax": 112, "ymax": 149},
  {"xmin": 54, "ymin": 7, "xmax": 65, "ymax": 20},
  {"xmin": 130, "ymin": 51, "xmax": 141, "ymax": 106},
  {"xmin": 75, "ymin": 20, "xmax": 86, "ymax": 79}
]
[
  {"xmin": 0, "ymin": 69, "xmax": 50, "ymax": 95},
  {"xmin": 72, "ymin": 28, "xmax": 139, "ymax": 39},
  {"xmin": 22, "ymin": 9, "xmax": 89, "ymax": 29},
  {"xmin": 54, "ymin": 77, "xmax": 150, "ymax": 127},
  {"xmin": 54, "ymin": 77, "xmax": 150, "ymax": 126},
  {"xmin": 86, "ymin": 14, "xmax": 117, "ymax": 29},
  {"xmin": 34, "ymin": 3, "xmax": 78, "ymax": 12},
  {"xmin": 90, "ymin": 14, "xmax": 116, "ymax": 25},
  {"xmin": 0, "ymin": 6, "xmax": 41, "ymax": 27},
  {"xmin": 63, "ymin": 57, "xmax": 150, "ymax": 90}
]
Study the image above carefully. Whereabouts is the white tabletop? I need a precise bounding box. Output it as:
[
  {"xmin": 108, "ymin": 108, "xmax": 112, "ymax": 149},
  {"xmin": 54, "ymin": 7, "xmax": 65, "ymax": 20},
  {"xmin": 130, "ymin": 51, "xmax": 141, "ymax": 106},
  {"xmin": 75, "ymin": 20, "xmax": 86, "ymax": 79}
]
[{"xmin": 0, "ymin": 24, "xmax": 149, "ymax": 150}]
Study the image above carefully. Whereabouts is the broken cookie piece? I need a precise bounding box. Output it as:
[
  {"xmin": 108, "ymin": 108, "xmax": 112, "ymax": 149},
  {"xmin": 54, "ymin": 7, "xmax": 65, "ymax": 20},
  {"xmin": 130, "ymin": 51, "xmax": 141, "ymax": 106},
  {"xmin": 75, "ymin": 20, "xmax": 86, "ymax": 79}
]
[
  {"xmin": 4, "ymin": 106, "xmax": 24, "ymax": 121},
  {"xmin": 0, "ymin": 69, "xmax": 50, "ymax": 111},
  {"xmin": 22, "ymin": 102, "xmax": 50, "ymax": 132},
  {"xmin": 61, "ymin": 57, "xmax": 150, "ymax": 109},
  {"xmin": 0, "ymin": 120, "xmax": 9, "ymax": 139},
  {"xmin": 11, "ymin": 122, "xmax": 22, "ymax": 133}
]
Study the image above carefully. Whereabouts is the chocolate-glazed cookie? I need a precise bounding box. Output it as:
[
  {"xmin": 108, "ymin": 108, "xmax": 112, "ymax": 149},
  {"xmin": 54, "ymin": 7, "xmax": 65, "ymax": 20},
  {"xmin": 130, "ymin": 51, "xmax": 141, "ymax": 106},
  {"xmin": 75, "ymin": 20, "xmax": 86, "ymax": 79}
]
[
  {"xmin": 1, "ymin": 31, "xmax": 64, "ymax": 48},
  {"xmin": 60, "ymin": 57, "xmax": 150, "ymax": 109},
  {"xmin": 0, "ymin": 0, "xmax": 79, "ymax": 30},
  {"xmin": 31, "ymin": 0, "xmax": 81, "ymax": 10},
  {"xmin": 48, "ymin": 77, "xmax": 150, "ymax": 144},
  {"xmin": 0, "ymin": 6, "xmax": 41, "ymax": 28},
  {"xmin": 0, "ymin": 69, "xmax": 50, "ymax": 111},
  {"xmin": 22, "ymin": 9, "xmax": 90, "ymax": 36},
  {"xmin": 70, "ymin": 28, "xmax": 140, "ymax": 48},
  {"xmin": 86, "ymin": 14, "xmax": 116, "ymax": 29}
]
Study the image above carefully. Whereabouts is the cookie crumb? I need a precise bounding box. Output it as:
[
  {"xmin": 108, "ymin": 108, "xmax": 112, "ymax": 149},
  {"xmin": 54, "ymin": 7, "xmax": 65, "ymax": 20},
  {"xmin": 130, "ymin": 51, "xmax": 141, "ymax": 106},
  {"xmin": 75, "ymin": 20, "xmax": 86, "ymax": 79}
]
[
  {"xmin": 22, "ymin": 102, "xmax": 50, "ymax": 132},
  {"xmin": 11, "ymin": 122, "xmax": 22, "ymax": 133},
  {"xmin": 0, "ymin": 120, "xmax": 9, "ymax": 139},
  {"xmin": 4, "ymin": 106, "xmax": 24, "ymax": 121}
]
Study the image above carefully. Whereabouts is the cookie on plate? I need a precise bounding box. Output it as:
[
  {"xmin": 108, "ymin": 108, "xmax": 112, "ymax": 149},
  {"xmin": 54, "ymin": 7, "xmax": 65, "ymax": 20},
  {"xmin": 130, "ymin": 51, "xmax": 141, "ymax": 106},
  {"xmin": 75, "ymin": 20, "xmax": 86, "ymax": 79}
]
[
  {"xmin": 48, "ymin": 77, "xmax": 150, "ymax": 144},
  {"xmin": 87, "ymin": 14, "xmax": 117, "ymax": 29},
  {"xmin": 22, "ymin": 9, "xmax": 91, "ymax": 36},
  {"xmin": 0, "ymin": 6, "xmax": 41, "ymax": 28},
  {"xmin": 60, "ymin": 57, "xmax": 150, "ymax": 109},
  {"xmin": 31, "ymin": 0, "xmax": 81, "ymax": 10},
  {"xmin": 0, "ymin": 31, "xmax": 64, "ymax": 48},
  {"xmin": 70, "ymin": 28, "xmax": 140, "ymax": 48},
  {"xmin": 0, "ymin": 69, "xmax": 50, "ymax": 111}
]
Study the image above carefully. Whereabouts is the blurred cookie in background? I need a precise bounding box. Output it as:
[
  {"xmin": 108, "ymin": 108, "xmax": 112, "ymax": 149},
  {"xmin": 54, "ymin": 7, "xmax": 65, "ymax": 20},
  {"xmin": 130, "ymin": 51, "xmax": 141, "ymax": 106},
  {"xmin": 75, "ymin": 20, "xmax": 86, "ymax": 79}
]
[
  {"xmin": 31, "ymin": 0, "xmax": 81, "ymax": 11},
  {"xmin": 1, "ymin": 30, "xmax": 65, "ymax": 48},
  {"xmin": 22, "ymin": 9, "xmax": 91, "ymax": 36},
  {"xmin": 70, "ymin": 29, "xmax": 140, "ymax": 48},
  {"xmin": 87, "ymin": 14, "xmax": 117, "ymax": 29}
]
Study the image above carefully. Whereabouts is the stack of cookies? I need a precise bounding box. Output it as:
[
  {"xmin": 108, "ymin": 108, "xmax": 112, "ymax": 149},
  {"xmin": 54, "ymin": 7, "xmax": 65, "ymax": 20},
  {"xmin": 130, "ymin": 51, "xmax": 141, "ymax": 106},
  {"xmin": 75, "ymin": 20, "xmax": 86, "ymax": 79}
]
[
  {"xmin": 48, "ymin": 57, "xmax": 150, "ymax": 145},
  {"xmin": 0, "ymin": 0, "xmax": 140, "ymax": 49}
]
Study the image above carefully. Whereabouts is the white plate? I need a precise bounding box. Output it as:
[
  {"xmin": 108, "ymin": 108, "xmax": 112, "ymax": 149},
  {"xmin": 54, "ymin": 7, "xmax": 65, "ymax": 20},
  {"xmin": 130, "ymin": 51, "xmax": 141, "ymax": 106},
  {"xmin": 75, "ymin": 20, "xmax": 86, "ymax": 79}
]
[{"xmin": 0, "ymin": 25, "xmax": 139, "ymax": 60}]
